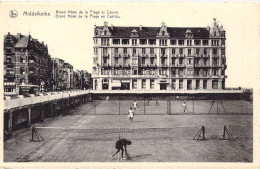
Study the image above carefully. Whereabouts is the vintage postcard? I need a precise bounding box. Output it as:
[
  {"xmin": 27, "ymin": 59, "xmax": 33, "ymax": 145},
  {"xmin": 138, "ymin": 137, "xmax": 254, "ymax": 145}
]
[{"xmin": 0, "ymin": 2, "xmax": 259, "ymax": 169}]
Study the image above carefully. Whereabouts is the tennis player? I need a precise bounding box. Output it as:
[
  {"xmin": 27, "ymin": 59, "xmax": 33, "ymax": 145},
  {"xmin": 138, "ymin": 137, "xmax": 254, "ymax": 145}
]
[
  {"xmin": 128, "ymin": 107, "xmax": 134, "ymax": 122},
  {"xmin": 182, "ymin": 101, "xmax": 187, "ymax": 113},
  {"xmin": 133, "ymin": 100, "xmax": 137, "ymax": 110},
  {"xmin": 111, "ymin": 138, "xmax": 132, "ymax": 159}
]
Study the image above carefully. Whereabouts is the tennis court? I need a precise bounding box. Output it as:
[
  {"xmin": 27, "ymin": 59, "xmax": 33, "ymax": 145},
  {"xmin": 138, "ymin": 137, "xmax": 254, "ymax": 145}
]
[{"xmin": 4, "ymin": 99, "xmax": 253, "ymax": 162}]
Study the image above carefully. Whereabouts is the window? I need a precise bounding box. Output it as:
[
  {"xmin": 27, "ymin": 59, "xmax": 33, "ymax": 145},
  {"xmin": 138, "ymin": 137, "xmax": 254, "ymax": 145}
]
[
  {"xmin": 132, "ymin": 80, "xmax": 137, "ymax": 89},
  {"xmin": 187, "ymin": 80, "xmax": 192, "ymax": 90},
  {"xmin": 142, "ymin": 58, "xmax": 145, "ymax": 65},
  {"xmin": 123, "ymin": 48, "xmax": 127, "ymax": 54},
  {"xmin": 149, "ymin": 39, "xmax": 156, "ymax": 45},
  {"xmin": 133, "ymin": 48, "xmax": 136, "ymax": 54},
  {"xmin": 115, "ymin": 58, "xmax": 119, "ymax": 64},
  {"xmin": 196, "ymin": 80, "xmax": 200, "ymax": 89},
  {"xmin": 172, "ymin": 79, "xmax": 176, "ymax": 90},
  {"xmin": 150, "ymin": 48, "xmax": 154, "ymax": 54},
  {"xmin": 203, "ymin": 40, "xmax": 208, "ymax": 45},
  {"xmin": 150, "ymin": 79, "xmax": 154, "ymax": 89},
  {"xmin": 194, "ymin": 40, "xmax": 201, "ymax": 45},
  {"xmin": 115, "ymin": 48, "xmax": 118, "ymax": 54},
  {"xmin": 113, "ymin": 39, "xmax": 120, "ymax": 44},
  {"xmin": 221, "ymin": 49, "xmax": 225, "ymax": 55},
  {"xmin": 140, "ymin": 39, "xmax": 147, "ymax": 45},
  {"xmin": 93, "ymin": 38, "xmax": 98, "ymax": 44},
  {"xmin": 196, "ymin": 49, "xmax": 199, "ymax": 55},
  {"xmin": 179, "ymin": 80, "xmax": 183, "ymax": 89},
  {"xmin": 150, "ymin": 58, "xmax": 154, "ymax": 65},
  {"xmin": 161, "ymin": 48, "xmax": 165, "ymax": 55},
  {"xmin": 203, "ymin": 80, "xmax": 207, "ymax": 89},
  {"xmin": 103, "ymin": 48, "xmax": 108, "ymax": 55},
  {"xmin": 171, "ymin": 69, "xmax": 176, "ymax": 76},
  {"xmin": 172, "ymin": 48, "xmax": 175, "ymax": 54},
  {"xmin": 171, "ymin": 58, "xmax": 176, "ymax": 65},
  {"xmin": 132, "ymin": 39, "xmax": 137, "ymax": 45},
  {"xmin": 178, "ymin": 40, "xmax": 184, "ymax": 45},
  {"xmin": 142, "ymin": 48, "xmax": 146, "ymax": 54},
  {"xmin": 188, "ymin": 59, "xmax": 192, "ymax": 64},
  {"xmin": 179, "ymin": 48, "xmax": 183, "ymax": 54},
  {"xmin": 132, "ymin": 68, "xmax": 137, "ymax": 75},
  {"xmin": 213, "ymin": 49, "xmax": 217, "ymax": 55},
  {"xmin": 187, "ymin": 40, "xmax": 192, "ymax": 46},
  {"xmin": 187, "ymin": 69, "xmax": 193, "ymax": 75},
  {"xmin": 188, "ymin": 49, "xmax": 192, "ymax": 55},
  {"xmin": 142, "ymin": 79, "xmax": 146, "ymax": 89},
  {"xmin": 204, "ymin": 48, "xmax": 207, "ymax": 54},
  {"xmin": 150, "ymin": 69, "xmax": 154, "ymax": 75},
  {"xmin": 170, "ymin": 40, "xmax": 176, "ymax": 45},
  {"xmin": 132, "ymin": 58, "xmax": 137, "ymax": 65},
  {"xmin": 122, "ymin": 39, "xmax": 129, "ymax": 45},
  {"xmin": 94, "ymin": 48, "xmax": 98, "ymax": 55},
  {"xmin": 212, "ymin": 80, "xmax": 218, "ymax": 89},
  {"xmin": 179, "ymin": 58, "xmax": 183, "ymax": 65},
  {"xmin": 159, "ymin": 39, "xmax": 167, "ymax": 46}
]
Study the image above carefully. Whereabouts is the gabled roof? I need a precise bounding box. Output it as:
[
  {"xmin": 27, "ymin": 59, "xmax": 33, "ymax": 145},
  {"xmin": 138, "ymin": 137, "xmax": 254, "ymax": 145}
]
[
  {"xmin": 96, "ymin": 26, "xmax": 209, "ymax": 38},
  {"xmin": 15, "ymin": 36, "xmax": 29, "ymax": 48}
]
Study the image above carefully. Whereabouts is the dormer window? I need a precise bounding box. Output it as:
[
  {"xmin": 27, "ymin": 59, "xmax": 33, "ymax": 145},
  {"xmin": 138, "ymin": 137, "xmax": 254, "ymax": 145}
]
[{"xmin": 158, "ymin": 21, "xmax": 169, "ymax": 37}]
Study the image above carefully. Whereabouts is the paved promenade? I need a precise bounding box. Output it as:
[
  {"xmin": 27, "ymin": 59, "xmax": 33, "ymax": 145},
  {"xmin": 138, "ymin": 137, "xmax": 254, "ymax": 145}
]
[{"xmin": 4, "ymin": 102, "xmax": 253, "ymax": 162}]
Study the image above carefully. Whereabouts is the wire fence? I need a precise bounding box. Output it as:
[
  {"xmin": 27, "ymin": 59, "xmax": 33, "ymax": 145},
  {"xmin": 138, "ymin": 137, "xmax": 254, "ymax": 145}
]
[{"xmin": 82, "ymin": 93, "xmax": 253, "ymax": 115}]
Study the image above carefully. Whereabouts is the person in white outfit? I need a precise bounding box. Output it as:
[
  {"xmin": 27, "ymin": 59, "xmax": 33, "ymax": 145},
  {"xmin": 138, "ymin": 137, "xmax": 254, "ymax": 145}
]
[
  {"xmin": 133, "ymin": 101, "xmax": 137, "ymax": 110},
  {"xmin": 128, "ymin": 107, "xmax": 134, "ymax": 122}
]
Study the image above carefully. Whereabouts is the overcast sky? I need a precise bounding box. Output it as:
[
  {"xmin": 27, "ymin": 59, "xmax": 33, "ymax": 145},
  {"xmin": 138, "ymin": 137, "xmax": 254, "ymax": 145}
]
[{"xmin": 0, "ymin": 3, "xmax": 258, "ymax": 88}]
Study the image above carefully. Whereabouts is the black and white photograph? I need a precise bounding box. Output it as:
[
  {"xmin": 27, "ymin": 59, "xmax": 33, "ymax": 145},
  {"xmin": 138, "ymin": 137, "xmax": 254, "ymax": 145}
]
[{"xmin": 0, "ymin": 2, "xmax": 259, "ymax": 168}]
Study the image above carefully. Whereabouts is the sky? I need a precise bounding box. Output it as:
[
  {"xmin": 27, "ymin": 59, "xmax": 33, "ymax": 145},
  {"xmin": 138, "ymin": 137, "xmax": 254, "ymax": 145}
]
[{"xmin": 0, "ymin": 2, "xmax": 259, "ymax": 88}]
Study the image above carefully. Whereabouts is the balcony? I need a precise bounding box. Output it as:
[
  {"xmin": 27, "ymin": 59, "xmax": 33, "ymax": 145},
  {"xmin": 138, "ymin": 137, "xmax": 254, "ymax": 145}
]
[
  {"xmin": 159, "ymin": 63, "xmax": 168, "ymax": 67},
  {"xmin": 102, "ymin": 54, "xmax": 110, "ymax": 58},
  {"xmin": 211, "ymin": 64, "xmax": 219, "ymax": 67},
  {"xmin": 150, "ymin": 54, "xmax": 156, "ymax": 58},
  {"xmin": 178, "ymin": 54, "xmax": 185, "ymax": 57},
  {"xmin": 102, "ymin": 63, "xmax": 111, "ymax": 68},
  {"xmin": 212, "ymin": 54, "xmax": 219, "ymax": 58},
  {"xmin": 122, "ymin": 53, "xmax": 130, "ymax": 58},
  {"xmin": 101, "ymin": 43, "xmax": 110, "ymax": 46},
  {"xmin": 132, "ymin": 53, "xmax": 138, "ymax": 57},
  {"xmin": 122, "ymin": 64, "xmax": 131, "ymax": 68},
  {"xmin": 160, "ymin": 54, "xmax": 167, "ymax": 58},
  {"xmin": 114, "ymin": 53, "xmax": 120, "ymax": 58},
  {"xmin": 194, "ymin": 64, "xmax": 209, "ymax": 67},
  {"xmin": 149, "ymin": 64, "xmax": 157, "ymax": 68},
  {"xmin": 139, "ymin": 64, "xmax": 147, "ymax": 68},
  {"xmin": 170, "ymin": 54, "xmax": 177, "ymax": 58}
]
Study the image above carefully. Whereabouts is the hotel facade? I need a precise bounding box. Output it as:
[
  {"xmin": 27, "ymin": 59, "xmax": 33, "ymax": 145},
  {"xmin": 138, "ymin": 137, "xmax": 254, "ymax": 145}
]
[{"xmin": 92, "ymin": 19, "xmax": 227, "ymax": 91}]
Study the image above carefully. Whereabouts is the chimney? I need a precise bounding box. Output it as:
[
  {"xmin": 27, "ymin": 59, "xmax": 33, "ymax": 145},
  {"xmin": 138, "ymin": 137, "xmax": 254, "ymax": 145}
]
[
  {"xmin": 17, "ymin": 33, "xmax": 21, "ymax": 40},
  {"xmin": 111, "ymin": 24, "xmax": 113, "ymax": 30},
  {"xmin": 140, "ymin": 25, "xmax": 142, "ymax": 31}
]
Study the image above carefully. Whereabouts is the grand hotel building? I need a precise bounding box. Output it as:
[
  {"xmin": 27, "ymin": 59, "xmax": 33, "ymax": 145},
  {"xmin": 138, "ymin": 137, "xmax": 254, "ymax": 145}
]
[{"xmin": 92, "ymin": 19, "xmax": 227, "ymax": 91}]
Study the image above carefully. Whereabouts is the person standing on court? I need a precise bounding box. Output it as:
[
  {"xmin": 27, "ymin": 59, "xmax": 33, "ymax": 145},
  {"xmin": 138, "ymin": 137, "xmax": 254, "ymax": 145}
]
[
  {"xmin": 182, "ymin": 101, "xmax": 187, "ymax": 113},
  {"xmin": 111, "ymin": 138, "xmax": 132, "ymax": 159},
  {"xmin": 133, "ymin": 100, "xmax": 137, "ymax": 110},
  {"xmin": 128, "ymin": 107, "xmax": 134, "ymax": 122}
]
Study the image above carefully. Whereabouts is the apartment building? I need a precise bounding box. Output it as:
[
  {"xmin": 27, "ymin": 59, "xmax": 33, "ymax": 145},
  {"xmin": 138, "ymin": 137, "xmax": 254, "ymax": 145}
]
[
  {"xmin": 92, "ymin": 18, "xmax": 227, "ymax": 91},
  {"xmin": 4, "ymin": 33, "xmax": 52, "ymax": 94}
]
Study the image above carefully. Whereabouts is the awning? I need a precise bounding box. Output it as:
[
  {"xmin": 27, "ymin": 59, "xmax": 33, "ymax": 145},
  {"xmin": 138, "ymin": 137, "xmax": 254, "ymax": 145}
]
[
  {"xmin": 121, "ymin": 80, "xmax": 131, "ymax": 83},
  {"xmin": 158, "ymin": 80, "xmax": 170, "ymax": 84},
  {"xmin": 111, "ymin": 82, "xmax": 121, "ymax": 87}
]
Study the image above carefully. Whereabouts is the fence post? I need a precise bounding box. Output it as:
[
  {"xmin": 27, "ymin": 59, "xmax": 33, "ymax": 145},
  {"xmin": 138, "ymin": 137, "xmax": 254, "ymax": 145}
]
[
  {"xmin": 240, "ymin": 93, "xmax": 242, "ymax": 114},
  {"xmin": 144, "ymin": 97, "xmax": 145, "ymax": 115},
  {"xmin": 192, "ymin": 94, "xmax": 194, "ymax": 115}
]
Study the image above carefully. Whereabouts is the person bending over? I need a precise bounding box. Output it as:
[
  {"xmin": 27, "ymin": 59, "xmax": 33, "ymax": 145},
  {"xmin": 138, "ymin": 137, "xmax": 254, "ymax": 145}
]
[{"xmin": 111, "ymin": 138, "xmax": 132, "ymax": 159}]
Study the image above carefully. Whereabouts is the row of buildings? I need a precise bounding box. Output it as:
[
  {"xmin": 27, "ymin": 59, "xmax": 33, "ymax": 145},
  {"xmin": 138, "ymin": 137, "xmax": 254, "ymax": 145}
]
[
  {"xmin": 3, "ymin": 33, "xmax": 91, "ymax": 95},
  {"xmin": 92, "ymin": 18, "xmax": 227, "ymax": 91}
]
